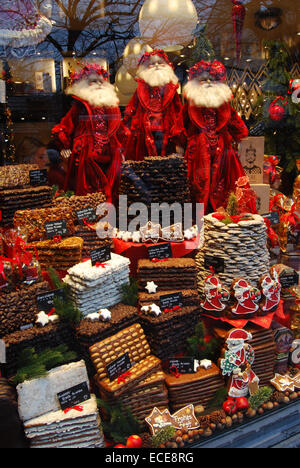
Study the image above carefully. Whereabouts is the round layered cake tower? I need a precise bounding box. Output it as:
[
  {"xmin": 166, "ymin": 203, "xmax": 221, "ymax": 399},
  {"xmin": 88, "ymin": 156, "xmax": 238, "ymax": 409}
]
[{"xmin": 196, "ymin": 213, "xmax": 270, "ymax": 293}]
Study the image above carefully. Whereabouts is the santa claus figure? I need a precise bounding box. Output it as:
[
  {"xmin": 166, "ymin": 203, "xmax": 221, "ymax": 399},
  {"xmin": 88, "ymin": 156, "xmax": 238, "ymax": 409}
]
[
  {"xmin": 231, "ymin": 278, "xmax": 261, "ymax": 317},
  {"xmin": 260, "ymin": 272, "xmax": 281, "ymax": 313},
  {"xmin": 201, "ymin": 274, "xmax": 229, "ymax": 314},
  {"xmin": 221, "ymin": 329, "xmax": 260, "ymax": 400},
  {"xmin": 124, "ymin": 50, "xmax": 185, "ymax": 160},
  {"xmin": 183, "ymin": 60, "xmax": 248, "ymax": 211},
  {"xmin": 51, "ymin": 63, "xmax": 129, "ymax": 202}
]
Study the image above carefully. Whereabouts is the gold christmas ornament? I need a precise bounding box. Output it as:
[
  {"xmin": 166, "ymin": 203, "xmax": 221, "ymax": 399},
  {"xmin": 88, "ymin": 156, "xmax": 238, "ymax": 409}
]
[
  {"xmin": 115, "ymin": 65, "xmax": 137, "ymax": 96},
  {"xmin": 123, "ymin": 37, "xmax": 153, "ymax": 77},
  {"xmin": 138, "ymin": 0, "xmax": 198, "ymax": 50}
]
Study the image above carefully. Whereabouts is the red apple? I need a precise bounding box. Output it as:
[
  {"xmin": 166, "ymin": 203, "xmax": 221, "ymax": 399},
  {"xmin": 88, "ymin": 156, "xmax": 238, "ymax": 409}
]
[
  {"xmin": 223, "ymin": 399, "xmax": 238, "ymax": 415},
  {"xmin": 114, "ymin": 444, "xmax": 127, "ymax": 448},
  {"xmin": 126, "ymin": 435, "xmax": 143, "ymax": 448},
  {"xmin": 235, "ymin": 397, "xmax": 249, "ymax": 411}
]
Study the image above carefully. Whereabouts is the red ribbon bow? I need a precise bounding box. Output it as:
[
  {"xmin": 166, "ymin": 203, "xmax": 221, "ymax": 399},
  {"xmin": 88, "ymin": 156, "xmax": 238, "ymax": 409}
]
[
  {"xmin": 53, "ymin": 235, "xmax": 62, "ymax": 243},
  {"xmin": 169, "ymin": 365, "xmax": 181, "ymax": 379},
  {"xmin": 82, "ymin": 218, "xmax": 97, "ymax": 231},
  {"xmin": 95, "ymin": 262, "xmax": 107, "ymax": 268},
  {"xmin": 164, "ymin": 305, "xmax": 181, "ymax": 313},
  {"xmin": 263, "ymin": 218, "xmax": 279, "ymax": 248},
  {"xmin": 151, "ymin": 258, "xmax": 169, "ymax": 263},
  {"xmin": 63, "ymin": 405, "xmax": 84, "ymax": 414},
  {"xmin": 117, "ymin": 371, "xmax": 131, "ymax": 384}
]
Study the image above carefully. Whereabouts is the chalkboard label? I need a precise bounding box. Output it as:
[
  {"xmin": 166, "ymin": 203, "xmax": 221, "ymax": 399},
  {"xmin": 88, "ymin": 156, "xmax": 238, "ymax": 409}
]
[
  {"xmin": 57, "ymin": 382, "xmax": 90, "ymax": 411},
  {"xmin": 160, "ymin": 292, "xmax": 183, "ymax": 312},
  {"xmin": 44, "ymin": 219, "xmax": 68, "ymax": 239},
  {"xmin": 148, "ymin": 243, "xmax": 172, "ymax": 261},
  {"xmin": 262, "ymin": 212, "xmax": 280, "ymax": 226},
  {"xmin": 279, "ymin": 271, "xmax": 299, "ymax": 289},
  {"xmin": 76, "ymin": 207, "xmax": 97, "ymax": 225},
  {"xmin": 30, "ymin": 169, "xmax": 48, "ymax": 186},
  {"xmin": 36, "ymin": 288, "xmax": 65, "ymax": 312},
  {"xmin": 168, "ymin": 357, "xmax": 195, "ymax": 375},
  {"xmin": 204, "ymin": 254, "xmax": 225, "ymax": 273},
  {"xmin": 106, "ymin": 352, "xmax": 132, "ymax": 382},
  {"xmin": 90, "ymin": 245, "xmax": 111, "ymax": 266}
]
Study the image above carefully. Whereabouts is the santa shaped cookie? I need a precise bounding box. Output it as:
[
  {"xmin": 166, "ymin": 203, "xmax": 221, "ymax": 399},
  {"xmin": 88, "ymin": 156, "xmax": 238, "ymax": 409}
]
[
  {"xmin": 201, "ymin": 273, "xmax": 229, "ymax": 317},
  {"xmin": 230, "ymin": 278, "xmax": 261, "ymax": 319},
  {"xmin": 259, "ymin": 270, "xmax": 281, "ymax": 315}
]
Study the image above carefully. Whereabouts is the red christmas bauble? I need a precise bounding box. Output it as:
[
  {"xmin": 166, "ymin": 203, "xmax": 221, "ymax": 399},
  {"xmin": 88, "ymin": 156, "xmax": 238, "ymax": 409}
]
[{"xmin": 269, "ymin": 104, "xmax": 285, "ymax": 121}]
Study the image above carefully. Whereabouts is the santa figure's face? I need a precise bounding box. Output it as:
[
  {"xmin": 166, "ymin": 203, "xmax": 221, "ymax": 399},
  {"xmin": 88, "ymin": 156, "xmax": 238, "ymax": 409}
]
[
  {"xmin": 66, "ymin": 72, "xmax": 119, "ymax": 108},
  {"xmin": 183, "ymin": 72, "xmax": 233, "ymax": 108},
  {"xmin": 137, "ymin": 54, "xmax": 178, "ymax": 88},
  {"xmin": 227, "ymin": 339, "xmax": 244, "ymax": 353}
]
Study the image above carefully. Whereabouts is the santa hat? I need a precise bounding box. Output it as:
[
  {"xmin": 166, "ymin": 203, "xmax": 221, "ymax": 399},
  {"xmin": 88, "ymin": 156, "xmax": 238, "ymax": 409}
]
[
  {"xmin": 233, "ymin": 279, "xmax": 250, "ymax": 291},
  {"xmin": 70, "ymin": 63, "xmax": 109, "ymax": 85},
  {"xmin": 261, "ymin": 274, "xmax": 273, "ymax": 289},
  {"xmin": 188, "ymin": 60, "xmax": 226, "ymax": 82},
  {"xmin": 204, "ymin": 275, "xmax": 222, "ymax": 290},
  {"xmin": 137, "ymin": 49, "xmax": 174, "ymax": 69},
  {"xmin": 227, "ymin": 328, "xmax": 252, "ymax": 344}
]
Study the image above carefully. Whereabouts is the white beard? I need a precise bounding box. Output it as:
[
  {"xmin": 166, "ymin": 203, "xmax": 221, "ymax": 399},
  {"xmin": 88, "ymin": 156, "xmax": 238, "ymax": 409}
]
[
  {"xmin": 183, "ymin": 80, "xmax": 232, "ymax": 108},
  {"xmin": 137, "ymin": 64, "xmax": 178, "ymax": 88},
  {"xmin": 66, "ymin": 80, "xmax": 120, "ymax": 108}
]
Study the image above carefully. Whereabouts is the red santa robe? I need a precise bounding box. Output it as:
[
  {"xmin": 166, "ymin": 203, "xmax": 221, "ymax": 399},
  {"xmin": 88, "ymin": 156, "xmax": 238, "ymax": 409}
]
[
  {"xmin": 124, "ymin": 79, "xmax": 186, "ymax": 160},
  {"xmin": 51, "ymin": 96, "xmax": 129, "ymax": 202},
  {"xmin": 184, "ymin": 102, "xmax": 248, "ymax": 211}
]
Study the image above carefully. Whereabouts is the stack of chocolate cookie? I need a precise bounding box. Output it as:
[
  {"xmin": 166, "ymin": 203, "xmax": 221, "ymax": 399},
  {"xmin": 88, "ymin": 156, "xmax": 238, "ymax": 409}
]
[
  {"xmin": 0, "ymin": 164, "xmax": 52, "ymax": 226},
  {"xmin": 63, "ymin": 253, "xmax": 130, "ymax": 316},
  {"xmin": 90, "ymin": 324, "xmax": 167, "ymax": 421},
  {"xmin": 74, "ymin": 304, "xmax": 139, "ymax": 374},
  {"xmin": 137, "ymin": 258, "xmax": 201, "ymax": 360},
  {"xmin": 1, "ymin": 322, "xmax": 75, "ymax": 378},
  {"xmin": 97, "ymin": 371, "xmax": 169, "ymax": 423},
  {"xmin": 74, "ymin": 224, "xmax": 113, "ymax": 258},
  {"xmin": 0, "ymin": 281, "xmax": 50, "ymax": 337},
  {"xmin": 164, "ymin": 363, "xmax": 225, "ymax": 412},
  {"xmin": 27, "ymin": 237, "xmax": 84, "ymax": 271},
  {"xmin": 214, "ymin": 324, "xmax": 277, "ymax": 387},
  {"xmin": 0, "ymin": 186, "xmax": 53, "ymax": 227},
  {"xmin": 0, "ymin": 378, "xmax": 28, "ymax": 448},
  {"xmin": 119, "ymin": 155, "xmax": 191, "ymax": 225}
]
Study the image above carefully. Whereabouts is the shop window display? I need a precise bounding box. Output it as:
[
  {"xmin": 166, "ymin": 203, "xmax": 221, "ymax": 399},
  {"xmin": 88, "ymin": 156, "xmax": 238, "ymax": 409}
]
[{"xmin": 0, "ymin": 0, "xmax": 299, "ymax": 450}]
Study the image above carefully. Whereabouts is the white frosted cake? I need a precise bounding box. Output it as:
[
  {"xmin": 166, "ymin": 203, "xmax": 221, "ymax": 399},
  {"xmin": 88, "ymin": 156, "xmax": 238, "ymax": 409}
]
[
  {"xmin": 17, "ymin": 360, "xmax": 89, "ymax": 422},
  {"xmin": 63, "ymin": 253, "xmax": 131, "ymax": 315},
  {"xmin": 24, "ymin": 394, "xmax": 104, "ymax": 448}
]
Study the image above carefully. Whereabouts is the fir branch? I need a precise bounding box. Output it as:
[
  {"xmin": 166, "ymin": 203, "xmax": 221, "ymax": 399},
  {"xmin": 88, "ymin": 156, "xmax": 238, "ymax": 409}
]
[{"xmin": 249, "ymin": 386, "xmax": 273, "ymax": 410}]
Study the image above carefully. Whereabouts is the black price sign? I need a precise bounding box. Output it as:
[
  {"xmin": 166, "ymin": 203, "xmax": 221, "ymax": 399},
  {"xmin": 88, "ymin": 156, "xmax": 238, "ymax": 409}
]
[
  {"xmin": 106, "ymin": 352, "xmax": 132, "ymax": 382},
  {"xmin": 279, "ymin": 271, "xmax": 299, "ymax": 289},
  {"xmin": 204, "ymin": 255, "xmax": 225, "ymax": 274},
  {"xmin": 30, "ymin": 169, "xmax": 48, "ymax": 186},
  {"xmin": 262, "ymin": 212, "xmax": 280, "ymax": 226},
  {"xmin": 148, "ymin": 243, "xmax": 172, "ymax": 261},
  {"xmin": 90, "ymin": 245, "xmax": 111, "ymax": 266},
  {"xmin": 57, "ymin": 382, "xmax": 90, "ymax": 411},
  {"xmin": 168, "ymin": 357, "xmax": 195, "ymax": 375},
  {"xmin": 36, "ymin": 288, "xmax": 65, "ymax": 312},
  {"xmin": 44, "ymin": 219, "xmax": 68, "ymax": 239},
  {"xmin": 76, "ymin": 207, "xmax": 97, "ymax": 225},
  {"xmin": 160, "ymin": 292, "xmax": 183, "ymax": 311}
]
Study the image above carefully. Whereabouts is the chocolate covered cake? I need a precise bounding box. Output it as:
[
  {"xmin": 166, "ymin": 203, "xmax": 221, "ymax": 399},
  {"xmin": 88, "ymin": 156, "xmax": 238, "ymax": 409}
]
[
  {"xmin": 164, "ymin": 363, "xmax": 224, "ymax": 411},
  {"xmin": 28, "ymin": 237, "xmax": 84, "ymax": 270},
  {"xmin": 0, "ymin": 281, "xmax": 50, "ymax": 337},
  {"xmin": 1, "ymin": 322, "xmax": 75, "ymax": 378},
  {"xmin": 138, "ymin": 258, "xmax": 198, "ymax": 291},
  {"xmin": 0, "ymin": 378, "xmax": 28, "ymax": 448}
]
